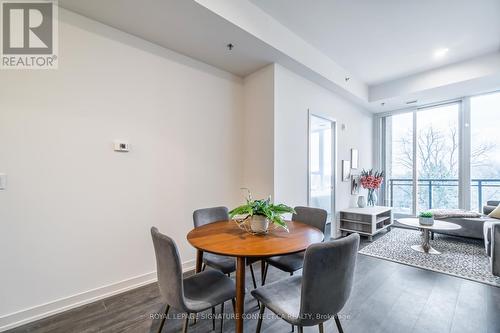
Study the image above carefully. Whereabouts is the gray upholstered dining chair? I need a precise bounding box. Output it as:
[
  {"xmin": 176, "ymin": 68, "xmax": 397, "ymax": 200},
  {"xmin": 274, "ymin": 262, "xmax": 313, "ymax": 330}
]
[
  {"xmin": 193, "ymin": 206, "xmax": 260, "ymax": 289},
  {"xmin": 151, "ymin": 227, "xmax": 236, "ymax": 333},
  {"xmin": 262, "ymin": 206, "xmax": 328, "ymax": 284},
  {"xmin": 193, "ymin": 207, "xmax": 236, "ymax": 275},
  {"xmin": 252, "ymin": 233, "xmax": 360, "ymax": 333}
]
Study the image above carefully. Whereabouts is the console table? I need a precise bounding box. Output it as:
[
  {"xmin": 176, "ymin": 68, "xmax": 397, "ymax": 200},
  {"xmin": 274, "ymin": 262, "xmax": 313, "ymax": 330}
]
[{"xmin": 339, "ymin": 206, "xmax": 393, "ymax": 241}]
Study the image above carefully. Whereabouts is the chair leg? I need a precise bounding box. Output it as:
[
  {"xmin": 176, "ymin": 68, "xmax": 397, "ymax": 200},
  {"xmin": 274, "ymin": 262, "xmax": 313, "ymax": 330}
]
[
  {"xmin": 202, "ymin": 263, "xmax": 206, "ymax": 271},
  {"xmin": 248, "ymin": 263, "xmax": 261, "ymax": 307},
  {"xmin": 182, "ymin": 314, "xmax": 190, "ymax": 333},
  {"xmin": 291, "ymin": 324, "xmax": 294, "ymax": 332},
  {"xmin": 298, "ymin": 326, "xmax": 303, "ymax": 333},
  {"xmin": 256, "ymin": 305, "xmax": 266, "ymax": 333},
  {"xmin": 318, "ymin": 322, "xmax": 324, "ymax": 333},
  {"xmin": 157, "ymin": 304, "xmax": 170, "ymax": 333},
  {"xmin": 249, "ymin": 264, "xmax": 258, "ymax": 289},
  {"xmin": 262, "ymin": 263, "xmax": 269, "ymax": 286},
  {"xmin": 220, "ymin": 301, "xmax": 225, "ymax": 333},
  {"xmin": 231, "ymin": 298, "xmax": 236, "ymax": 313},
  {"xmin": 212, "ymin": 307, "xmax": 216, "ymax": 331},
  {"xmin": 334, "ymin": 315, "xmax": 344, "ymax": 333}
]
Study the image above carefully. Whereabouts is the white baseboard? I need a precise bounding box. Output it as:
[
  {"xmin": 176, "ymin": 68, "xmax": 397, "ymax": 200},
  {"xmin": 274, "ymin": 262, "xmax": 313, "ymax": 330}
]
[
  {"xmin": 0, "ymin": 259, "xmax": 196, "ymax": 332},
  {"xmin": 182, "ymin": 259, "xmax": 196, "ymax": 272}
]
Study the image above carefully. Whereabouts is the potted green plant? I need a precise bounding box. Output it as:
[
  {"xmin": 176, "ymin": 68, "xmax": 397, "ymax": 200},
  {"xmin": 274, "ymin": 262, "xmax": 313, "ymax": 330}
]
[
  {"xmin": 229, "ymin": 190, "xmax": 295, "ymax": 233},
  {"xmin": 419, "ymin": 211, "xmax": 434, "ymax": 226}
]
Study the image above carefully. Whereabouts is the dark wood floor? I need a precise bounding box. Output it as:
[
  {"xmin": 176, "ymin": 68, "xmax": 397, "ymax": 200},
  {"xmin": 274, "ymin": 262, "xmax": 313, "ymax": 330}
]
[{"xmin": 7, "ymin": 231, "xmax": 500, "ymax": 333}]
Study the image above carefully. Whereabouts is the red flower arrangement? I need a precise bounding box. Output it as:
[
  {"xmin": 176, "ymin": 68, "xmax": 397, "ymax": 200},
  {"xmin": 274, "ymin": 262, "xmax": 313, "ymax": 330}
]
[
  {"xmin": 360, "ymin": 169, "xmax": 384, "ymax": 206},
  {"xmin": 360, "ymin": 169, "xmax": 384, "ymax": 189}
]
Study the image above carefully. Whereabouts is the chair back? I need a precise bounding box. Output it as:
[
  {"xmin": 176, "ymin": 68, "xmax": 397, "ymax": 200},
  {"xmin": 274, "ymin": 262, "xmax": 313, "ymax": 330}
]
[
  {"xmin": 299, "ymin": 233, "xmax": 359, "ymax": 324},
  {"xmin": 150, "ymin": 227, "xmax": 186, "ymax": 311},
  {"xmin": 193, "ymin": 206, "xmax": 229, "ymax": 228},
  {"xmin": 292, "ymin": 206, "xmax": 328, "ymax": 234}
]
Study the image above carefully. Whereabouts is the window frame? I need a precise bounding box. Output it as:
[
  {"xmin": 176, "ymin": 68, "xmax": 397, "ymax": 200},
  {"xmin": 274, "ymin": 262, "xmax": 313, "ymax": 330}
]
[{"xmin": 377, "ymin": 96, "xmax": 478, "ymax": 215}]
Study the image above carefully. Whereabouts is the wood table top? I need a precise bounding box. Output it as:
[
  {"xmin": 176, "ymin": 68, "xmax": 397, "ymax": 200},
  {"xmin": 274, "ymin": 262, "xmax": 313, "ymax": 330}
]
[
  {"xmin": 187, "ymin": 220, "xmax": 324, "ymax": 258},
  {"xmin": 397, "ymin": 218, "xmax": 462, "ymax": 230}
]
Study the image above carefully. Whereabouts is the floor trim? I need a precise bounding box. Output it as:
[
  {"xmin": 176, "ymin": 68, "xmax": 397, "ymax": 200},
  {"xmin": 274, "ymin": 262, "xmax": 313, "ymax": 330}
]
[{"xmin": 0, "ymin": 259, "xmax": 195, "ymax": 332}]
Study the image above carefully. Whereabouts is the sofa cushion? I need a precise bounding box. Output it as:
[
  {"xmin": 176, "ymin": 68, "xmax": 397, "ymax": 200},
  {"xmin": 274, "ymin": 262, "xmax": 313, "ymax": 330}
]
[
  {"xmin": 484, "ymin": 206, "xmax": 497, "ymax": 215},
  {"xmin": 488, "ymin": 204, "xmax": 500, "ymax": 219},
  {"xmin": 430, "ymin": 209, "xmax": 482, "ymax": 219}
]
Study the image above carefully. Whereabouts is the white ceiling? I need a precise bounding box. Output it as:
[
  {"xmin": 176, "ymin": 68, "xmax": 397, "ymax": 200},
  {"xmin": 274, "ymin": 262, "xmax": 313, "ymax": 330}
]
[
  {"xmin": 59, "ymin": 0, "xmax": 369, "ymax": 105},
  {"xmin": 250, "ymin": 0, "xmax": 500, "ymax": 85},
  {"xmin": 59, "ymin": 0, "xmax": 276, "ymax": 77},
  {"xmin": 59, "ymin": 0, "xmax": 500, "ymax": 112}
]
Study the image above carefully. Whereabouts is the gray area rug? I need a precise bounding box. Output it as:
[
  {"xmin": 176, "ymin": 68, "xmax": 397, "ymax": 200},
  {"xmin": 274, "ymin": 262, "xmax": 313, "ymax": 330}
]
[{"xmin": 359, "ymin": 227, "xmax": 500, "ymax": 287}]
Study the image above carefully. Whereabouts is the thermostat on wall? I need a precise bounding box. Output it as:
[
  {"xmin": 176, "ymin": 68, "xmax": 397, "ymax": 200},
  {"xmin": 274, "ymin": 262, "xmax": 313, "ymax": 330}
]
[{"xmin": 113, "ymin": 141, "xmax": 130, "ymax": 152}]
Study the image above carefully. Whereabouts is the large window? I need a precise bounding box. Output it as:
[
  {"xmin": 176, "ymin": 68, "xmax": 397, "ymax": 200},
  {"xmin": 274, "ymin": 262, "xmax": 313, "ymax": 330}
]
[
  {"xmin": 470, "ymin": 92, "xmax": 500, "ymax": 211},
  {"xmin": 385, "ymin": 112, "xmax": 413, "ymax": 214},
  {"xmin": 416, "ymin": 104, "xmax": 459, "ymax": 210},
  {"xmin": 382, "ymin": 91, "xmax": 500, "ymax": 215}
]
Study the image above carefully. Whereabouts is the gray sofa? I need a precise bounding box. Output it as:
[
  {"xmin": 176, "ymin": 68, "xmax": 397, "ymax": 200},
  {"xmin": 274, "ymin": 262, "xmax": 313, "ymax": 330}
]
[
  {"xmin": 484, "ymin": 219, "xmax": 500, "ymax": 276},
  {"xmin": 430, "ymin": 201, "xmax": 499, "ymax": 276},
  {"xmin": 432, "ymin": 201, "xmax": 499, "ymax": 240},
  {"xmin": 483, "ymin": 201, "xmax": 500, "ymax": 276}
]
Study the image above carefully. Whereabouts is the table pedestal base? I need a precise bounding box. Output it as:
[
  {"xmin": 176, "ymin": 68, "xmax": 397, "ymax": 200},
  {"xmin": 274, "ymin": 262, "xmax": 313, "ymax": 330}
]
[
  {"xmin": 411, "ymin": 244, "xmax": 441, "ymax": 254},
  {"xmin": 411, "ymin": 229, "xmax": 441, "ymax": 254}
]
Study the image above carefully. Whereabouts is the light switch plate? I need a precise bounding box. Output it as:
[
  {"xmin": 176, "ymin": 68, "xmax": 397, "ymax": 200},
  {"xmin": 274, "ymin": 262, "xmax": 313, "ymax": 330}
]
[{"xmin": 0, "ymin": 174, "xmax": 6, "ymax": 190}]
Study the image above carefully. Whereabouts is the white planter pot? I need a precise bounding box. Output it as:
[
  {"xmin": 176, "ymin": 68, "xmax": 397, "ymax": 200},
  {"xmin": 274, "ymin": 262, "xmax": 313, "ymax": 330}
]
[
  {"xmin": 250, "ymin": 215, "xmax": 269, "ymax": 234},
  {"xmin": 419, "ymin": 217, "xmax": 434, "ymax": 226}
]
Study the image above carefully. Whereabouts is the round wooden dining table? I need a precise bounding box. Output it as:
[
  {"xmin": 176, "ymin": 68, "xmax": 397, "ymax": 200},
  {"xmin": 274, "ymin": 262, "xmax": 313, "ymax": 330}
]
[{"xmin": 187, "ymin": 220, "xmax": 324, "ymax": 333}]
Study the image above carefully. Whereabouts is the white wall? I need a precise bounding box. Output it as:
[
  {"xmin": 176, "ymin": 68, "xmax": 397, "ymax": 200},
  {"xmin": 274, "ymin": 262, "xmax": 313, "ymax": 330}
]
[
  {"xmin": 0, "ymin": 9, "xmax": 243, "ymax": 330},
  {"xmin": 274, "ymin": 64, "xmax": 373, "ymax": 236},
  {"xmin": 241, "ymin": 65, "xmax": 275, "ymax": 199}
]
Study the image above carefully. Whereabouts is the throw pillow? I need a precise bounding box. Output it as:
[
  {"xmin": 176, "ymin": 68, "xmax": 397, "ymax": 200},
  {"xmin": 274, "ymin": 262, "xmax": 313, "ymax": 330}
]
[{"xmin": 489, "ymin": 204, "xmax": 500, "ymax": 219}]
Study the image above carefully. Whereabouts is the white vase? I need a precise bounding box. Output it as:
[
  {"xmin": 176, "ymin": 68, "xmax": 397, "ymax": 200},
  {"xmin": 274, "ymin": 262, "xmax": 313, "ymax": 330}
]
[
  {"xmin": 357, "ymin": 196, "xmax": 366, "ymax": 208},
  {"xmin": 250, "ymin": 215, "xmax": 269, "ymax": 233}
]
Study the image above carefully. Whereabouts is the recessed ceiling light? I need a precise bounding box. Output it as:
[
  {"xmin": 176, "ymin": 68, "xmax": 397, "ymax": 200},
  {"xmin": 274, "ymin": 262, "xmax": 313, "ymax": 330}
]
[{"xmin": 434, "ymin": 48, "xmax": 449, "ymax": 59}]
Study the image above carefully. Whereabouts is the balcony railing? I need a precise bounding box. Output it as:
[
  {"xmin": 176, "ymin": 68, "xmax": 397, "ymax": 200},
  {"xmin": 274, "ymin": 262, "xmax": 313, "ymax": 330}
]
[{"xmin": 388, "ymin": 178, "xmax": 500, "ymax": 212}]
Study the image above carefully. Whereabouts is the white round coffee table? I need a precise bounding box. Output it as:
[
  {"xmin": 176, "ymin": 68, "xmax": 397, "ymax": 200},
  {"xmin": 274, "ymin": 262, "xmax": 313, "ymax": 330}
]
[{"xmin": 397, "ymin": 218, "xmax": 461, "ymax": 254}]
